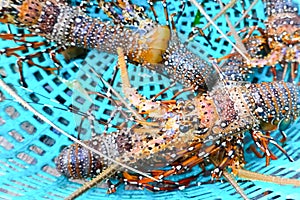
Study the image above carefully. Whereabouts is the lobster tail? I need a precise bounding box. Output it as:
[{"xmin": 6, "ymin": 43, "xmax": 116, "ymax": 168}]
[
  {"xmin": 55, "ymin": 142, "xmax": 104, "ymax": 179},
  {"xmin": 247, "ymin": 81, "xmax": 300, "ymax": 124}
]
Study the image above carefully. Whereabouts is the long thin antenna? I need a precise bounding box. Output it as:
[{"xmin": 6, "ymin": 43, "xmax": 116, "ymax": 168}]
[
  {"xmin": 234, "ymin": 0, "xmax": 259, "ymax": 28},
  {"xmin": 189, "ymin": 0, "xmax": 250, "ymax": 63},
  {"xmin": 217, "ymin": 0, "xmax": 247, "ymax": 54},
  {"xmin": 65, "ymin": 164, "xmax": 119, "ymax": 200},
  {"xmin": 235, "ymin": 168, "xmax": 300, "ymax": 186},
  {"xmin": 89, "ymin": 67, "xmax": 146, "ymax": 122},
  {"xmin": 216, "ymin": 0, "xmax": 259, "ymax": 40},
  {"xmin": 210, "ymin": 158, "xmax": 249, "ymax": 200},
  {"xmin": 223, "ymin": 170, "xmax": 249, "ymax": 200},
  {"xmin": 202, "ymin": 0, "xmax": 238, "ymax": 31}
]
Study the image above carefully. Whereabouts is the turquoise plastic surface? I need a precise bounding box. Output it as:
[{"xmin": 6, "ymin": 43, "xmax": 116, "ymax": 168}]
[{"xmin": 0, "ymin": 0, "xmax": 300, "ymax": 199}]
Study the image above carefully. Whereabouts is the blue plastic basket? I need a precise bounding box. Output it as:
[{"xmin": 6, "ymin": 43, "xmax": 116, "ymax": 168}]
[{"xmin": 0, "ymin": 0, "xmax": 300, "ymax": 199}]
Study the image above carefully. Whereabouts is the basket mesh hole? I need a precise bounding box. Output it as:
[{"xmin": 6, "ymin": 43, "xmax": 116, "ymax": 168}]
[
  {"xmin": 75, "ymin": 96, "xmax": 85, "ymax": 104},
  {"xmin": 96, "ymin": 61, "xmax": 103, "ymax": 67},
  {"xmin": 52, "ymin": 77, "xmax": 62, "ymax": 86},
  {"xmin": 50, "ymin": 127, "xmax": 62, "ymax": 135},
  {"xmin": 20, "ymin": 46, "xmax": 29, "ymax": 54},
  {"xmin": 95, "ymin": 94, "xmax": 106, "ymax": 102},
  {"xmin": 43, "ymin": 83, "xmax": 53, "ymax": 93},
  {"xmin": 55, "ymin": 95, "xmax": 66, "ymax": 104},
  {"xmin": 0, "ymin": 137, "xmax": 14, "ymax": 150},
  {"xmin": 8, "ymin": 130, "xmax": 24, "ymax": 142},
  {"xmin": 80, "ymin": 74, "xmax": 88, "ymax": 81},
  {"xmin": 64, "ymin": 88, "xmax": 73, "ymax": 96},
  {"xmin": 29, "ymin": 145, "xmax": 45, "ymax": 156},
  {"xmin": 75, "ymin": 126, "xmax": 87, "ymax": 135},
  {"xmin": 39, "ymin": 135, "xmax": 55, "ymax": 147},
  {"xmin": 42, "ymin": 106, "xmax": 53, "ymax": 116},
  {"xmin": 254, "ymin": 190, "xmax": 273, "ymax": 199},
  {"xmin": 90, "ymin": 80, "xmax": 97, "ymax": 87},
  {"xmin": 9, "ymin": 63, "xmax": 18, "ymax": 74},
  {"xmin": 20, "ymin": 121, "xmax": 36, "ymax": 135},
  {"xmin": 5, "ymin": 106, "xmax": 20, "ymax": 119},
  {"xmin": 33, "ymin": 115, "xmax": 45, "ymax": 124},
  {"xmin": 71, "ymin": 66, "xmax": 79, "ymax": 72},
  {"xmin": 292, "ymin": 172, "xmax": 300, "ymax": 179},
  {"xmin": 42, "ymin": 165, "xmax": 61, "ymax": 177},
  {"xmin": 33, "ymin": 71, "xmax": 43, "ymax": 81},
  {"xmin": 12, "ymin": 179, "xmax": 38, "ymax": 189},
  {"xmin": 29, "ymin": 93, "xmax": 40, "ymax": 103},
  {"xmin": 62, "ymin": 71, "xmax": 71, "ymax": 79},
  {"xmin": 103, "ymin": 108, "xmax": 111, "ymax": 116},
  {"xmin": 58, "ymin": 117, "xmax": 70, "ymax": 126},
  {"xmin": 90, "ymin": 104, "xmax": 99, "ymax": 111},
  {"xmin": 17, "ymin": 152, "xmax": 37, "ymax": 165},
  {"xmin": 0, "ymin": 187, "xmax": 21, "ymax": 197}
]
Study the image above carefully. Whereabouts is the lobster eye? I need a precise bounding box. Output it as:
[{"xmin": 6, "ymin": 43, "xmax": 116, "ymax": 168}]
[
  {"xmin": 179, "ymin": 125, "xmax": 190, "ymax": 133},
  {"xmin": 278, "ymin": 118, "xmax": 291, "ymax": 131},
  {"xmin": 275, "ymin": 35, "xmax": 283, "ymax": 43},
  {"xmin": 186, "ymin": 103, "xmax": 195, "ymax": 112}
]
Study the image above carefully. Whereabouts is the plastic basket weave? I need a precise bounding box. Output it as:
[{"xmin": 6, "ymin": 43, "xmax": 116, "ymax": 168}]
[{"xmin": 0, "ymin": 0, "xmax": 300, "ymax": 199}]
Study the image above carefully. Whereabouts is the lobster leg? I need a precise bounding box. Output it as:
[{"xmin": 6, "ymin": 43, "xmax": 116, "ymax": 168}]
[
  {"xmin": 250, "ymin": 130, "xmax": 294, "ymax": 166},
  {"xmin": 123, "ymin": 171, "xmax": 199, "ymax": 192},
  {"xmin": 147, "ymin": 0, "xmax": 169, "ymax": 24},
  {"xmin": 0, "ymin": 39, "xmax": 65, "ymax": 86},
  {"xmin": 117, "ymin": 135, "xmax": 246, "ymax": 192},
  {"xmin": 0, "ymin": 33, "xmax": 38, "ymax": 42},
  {"xmin": 211, "ymin": 144, "xmax": 244, "ymax": 178},
  {"xmin": 106, "ymin": 179, "xmax": 123, "ymax": 194}
]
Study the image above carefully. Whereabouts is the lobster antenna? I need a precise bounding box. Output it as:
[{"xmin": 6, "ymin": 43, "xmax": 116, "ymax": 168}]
[
  {"xmin": 88, "ymin": 66, "xmax": 147, "ymax": 122},
  {"xmin": 5, "ymin": 82, "xmax": 130, "ymax": 133},
  {"xmin": 234, "ymin": 0, "xmax": 259, "ymax": 28},
  {"xmin": 201, "ymin": 0, "xmax": 238, "ymax": 31},
  {"xmin": 210, "ymin": 156, "xmax": 249, "ymax": 200},
  {"xmin": 189, "ymin": 0, "xmax": 250, "ymax": 63},
  {"xmin": 66, "ymin": 164, "xmax": 119, "ymax": 200},
  {"xmin": 0, "ymin": 78, "xmax": 158, "ymax": 182},
  {"xmin": 216, "ymin": 0, "xmax": 259, "ymax": 41},
  {"xmin": 217, "ymin": 0, "xmax": 247, "ymax": 54},
  {"xmin": 235, "ymin": 168, "xmax": 300, "ymax": 186},
  {"xmin": 223, "ymin": 170, "xmax": 249, "ymax": 200}
]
